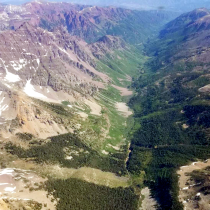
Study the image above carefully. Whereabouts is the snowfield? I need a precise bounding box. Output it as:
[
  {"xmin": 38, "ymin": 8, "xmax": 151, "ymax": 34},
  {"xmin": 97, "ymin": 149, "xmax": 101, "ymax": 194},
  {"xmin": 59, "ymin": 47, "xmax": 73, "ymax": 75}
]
[
  {"xmin": 0, "ymin": 92, "xmax": 8, "ymax": 117},
  {"xmin": 24, "ymin": 79, "xmax": 48, "ymax": 100}
]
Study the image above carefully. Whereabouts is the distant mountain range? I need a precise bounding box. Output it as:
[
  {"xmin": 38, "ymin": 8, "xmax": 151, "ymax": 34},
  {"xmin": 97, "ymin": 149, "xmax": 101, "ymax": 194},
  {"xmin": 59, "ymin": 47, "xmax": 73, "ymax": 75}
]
[{"xmin": 3, "ymin": 0, "xmax": 210, "ymax": 12}]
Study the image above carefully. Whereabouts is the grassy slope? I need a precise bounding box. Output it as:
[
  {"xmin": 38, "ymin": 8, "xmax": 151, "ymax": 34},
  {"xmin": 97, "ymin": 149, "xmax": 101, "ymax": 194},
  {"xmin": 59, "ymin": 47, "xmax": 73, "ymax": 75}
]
[
  {"xmin": 96, "ymin": 47, "xmax": 146, "ymax": 84},
  {"xmin": 78, "ymin": 47, "xmax": 145, "ymax": 152}
]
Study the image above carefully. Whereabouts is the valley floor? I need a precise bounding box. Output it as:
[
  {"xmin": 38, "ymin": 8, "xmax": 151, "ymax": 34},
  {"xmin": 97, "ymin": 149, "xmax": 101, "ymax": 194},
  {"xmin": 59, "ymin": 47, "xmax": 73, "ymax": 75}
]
[{"xmin": 140, "ymin": 187, "xmax": 157, "ymax": 210}]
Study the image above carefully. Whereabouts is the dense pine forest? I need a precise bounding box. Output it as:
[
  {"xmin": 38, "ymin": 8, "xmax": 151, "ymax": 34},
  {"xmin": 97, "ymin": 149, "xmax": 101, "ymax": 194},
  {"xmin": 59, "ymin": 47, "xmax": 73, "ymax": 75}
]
[
  {"xmin": 127, "ymin": 45, "xmax": 210, "ymax": 209},
  {"xmin": 6, "ymin": 133, "xmax": 127, "ymax": 175},
  {"xmin": 45, "ymin": 178, "xmax": 138, "ymax": 210}
]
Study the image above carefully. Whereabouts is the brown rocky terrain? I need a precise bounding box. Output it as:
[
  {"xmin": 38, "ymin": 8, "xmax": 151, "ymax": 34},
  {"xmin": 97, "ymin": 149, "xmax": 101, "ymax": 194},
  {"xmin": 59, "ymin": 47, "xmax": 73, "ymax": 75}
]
[
  {"xmin": 0, "ymin": 19, "xmax": 129, "ymax": 140},
  {"xmin": 178, "ymin": 160, "xmax": 210, "ymax": 210},
  {"xmin": 89, "ymin": 35, "xmax": 126, "ymax": 59}
]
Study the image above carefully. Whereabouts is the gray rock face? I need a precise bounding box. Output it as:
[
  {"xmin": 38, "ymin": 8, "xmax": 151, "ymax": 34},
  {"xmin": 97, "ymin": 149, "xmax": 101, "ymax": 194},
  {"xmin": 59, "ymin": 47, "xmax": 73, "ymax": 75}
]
[
  {"xmin": 0, "ymin": 22, "xmax": 109, "ymax": 96},
  {"xmin": 89, "ymin": 35, "xmax": 126, "ymax": 59}
]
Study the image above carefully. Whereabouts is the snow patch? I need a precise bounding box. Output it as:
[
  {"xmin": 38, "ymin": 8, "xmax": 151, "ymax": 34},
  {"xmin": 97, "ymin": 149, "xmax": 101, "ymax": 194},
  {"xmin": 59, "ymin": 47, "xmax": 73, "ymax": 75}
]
[
  {"xmin": 5, "ymin": 71, "xmax": 21, "ymax": 82},
  {"xmin": 24, "ymin": 79, "xmax": 48, "ymax": 100},
  {"xmin": 0, "ymin": 12, "xmax": 9, "ymax": 21},
  {"xmin": 10, "ymin": 59, "xmax": 27, "ymax": 71},
  {"xmin": 0, "ymin": 58, "xmax": 21, "ymax": 82},
  {"xmin": 4, "ymin": 187, "xmax": 16, "ymax": 192},
  {"xmin": 65, "ymin": 156, "xmax": 73, "ymax": 160},
  {"xmin": 36, "ymin": 59, "xmax": 40, "ymax": 66},
  {"xmin": 0, "ymin": 168, "xmax": 14, "ymax": 175},
  {"xmin": 0, "ymin": 183, "xmax": 9, "ymax": 186},
  {"xmin": 0, "ymin": 93, "xmax": 8, "ymax": 117},
  {"xmin": 56, "ymin": 44, "xmax": 72, "ymax": 60}
]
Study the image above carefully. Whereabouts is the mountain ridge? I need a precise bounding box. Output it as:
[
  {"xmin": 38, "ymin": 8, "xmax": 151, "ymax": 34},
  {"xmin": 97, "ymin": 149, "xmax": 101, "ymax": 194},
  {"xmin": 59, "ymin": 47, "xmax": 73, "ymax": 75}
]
[{"xmin": 0, "ymin": 1, "xmax": 176, "ymax": 44}]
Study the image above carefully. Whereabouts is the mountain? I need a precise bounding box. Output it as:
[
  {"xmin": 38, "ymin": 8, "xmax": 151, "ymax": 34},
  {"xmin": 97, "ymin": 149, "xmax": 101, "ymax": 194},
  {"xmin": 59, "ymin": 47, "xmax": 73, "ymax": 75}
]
[
  {"xmin": 0, "ymin": 2, "xmax": 166, "ymax": 209},
  {"xmin": 108, "ymin": 0, "xmax": 210, "ymax": 12},
  {"xmin": 0, "ymin": 1, "xmax": 173, "ymax": 143},
  {"xmin": 4, "ymin": 0, "xmax": 210, "ymax": 13},
  {"xmin": 0, "ymin": 22, "xmax": 100, "ymax": 138},
  {"xmin": 2, "ymin": 1, "xmax": 210, "ymax": 210},
  {"xmin": 0, "ymin": 1, "xmax": 175, "ymax": 44},
  {"xmin": 128, "ymin": 8, "xmax": 210, "ymax": 210},
  {"xmin": 0, "ymin": 1, "xmax": 171, "ymax": 142},
  {"xmin": 147, "ymin": 8, "xmax": 210, "ymax": 70}
]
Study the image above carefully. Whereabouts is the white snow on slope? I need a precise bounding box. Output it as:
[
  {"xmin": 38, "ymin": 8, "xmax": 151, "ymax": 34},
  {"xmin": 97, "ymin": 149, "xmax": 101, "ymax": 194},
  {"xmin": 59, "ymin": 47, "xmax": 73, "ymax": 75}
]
[
  {"xmin": 0, "ymin": 12, "xmax": 9, "ymax": 21},
  {"xmin": 0, "ymin": 168, "xmax": 14, "ymax": 175},
  {"xmin": 24, "ymin": 79, "xmax": 48, "ymax": 100},
  {"xmin": 36, "ymin": 58, "xmax": 40, "ymax": 66},
  {"xmin": 0, "ymin": 92, "xmax": 8, "ymax": 116},
  {"xmin": 5, "ymin": 70, "xmax": 21, "ymax": 82},
  {"xmin": 0, "ymin": 58, "xmax": 21, "ymax": 82},
  {"xmin": 10, "ymin": 59, "xmax": 28, "ymax": 71},
  {"xmin": 55, "ymin": 44, "xmax": 72, "ymax": 60},
  {"xmin": 4, "ymin": 187, "xmax": 16, "ymax": 192}
]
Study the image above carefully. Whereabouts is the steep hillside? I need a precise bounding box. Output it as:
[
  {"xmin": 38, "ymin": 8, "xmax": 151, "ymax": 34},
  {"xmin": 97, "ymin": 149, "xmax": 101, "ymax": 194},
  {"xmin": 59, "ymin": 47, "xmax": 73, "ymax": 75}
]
[
  {"xmin": 146, "ymin": 8, "xmax": 210, "ymax": 70},
  {"xmin": 128, "ymin": 8, "xmax": 210, "ymax": 210}
]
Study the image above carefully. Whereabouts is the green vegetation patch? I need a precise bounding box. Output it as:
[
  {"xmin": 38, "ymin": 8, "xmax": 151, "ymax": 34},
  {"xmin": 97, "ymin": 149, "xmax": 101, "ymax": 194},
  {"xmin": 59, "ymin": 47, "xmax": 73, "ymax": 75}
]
[
  {"xmin": 61, "ymin": 101, "xmax": 70, "ymax": 106},
  {"xmin": 97, "ymin": 47, "xmax": 144, "ymax": 85},
  {"xmin": 16, "ymin": 132, "xmax": 34, "ymax": 141},
  {"xmin": 128, "ymin": 47, "xmax": 210, "ymax": 209},
  {"xmin": 6, "ymin": 133, "xmax": 127, "ymax": 175},
  {"xmin": 128, "ymin": 145, "xmax": 210, "ymax": 210},
  {"xmin": 45, "ymin": 178, "xmax": 138, "ymax": 210}
]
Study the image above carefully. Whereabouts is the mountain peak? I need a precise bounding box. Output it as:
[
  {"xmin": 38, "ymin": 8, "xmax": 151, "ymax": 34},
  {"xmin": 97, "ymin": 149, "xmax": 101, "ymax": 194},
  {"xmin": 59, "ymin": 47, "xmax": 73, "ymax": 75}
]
[
  {"xmin": 16, "ymin": 22, "xmax": 35, "ymax": 32},
  {"xmin": 97, "ymin": 35, "xmax": 125, "ymax": 47},
  {"xmin": 31, "ymin": 0, "xmax": 46, "ymax": 4},
  {"xmin": 187, "ymin": 7, "xmax": 210, "ymax": 20}
]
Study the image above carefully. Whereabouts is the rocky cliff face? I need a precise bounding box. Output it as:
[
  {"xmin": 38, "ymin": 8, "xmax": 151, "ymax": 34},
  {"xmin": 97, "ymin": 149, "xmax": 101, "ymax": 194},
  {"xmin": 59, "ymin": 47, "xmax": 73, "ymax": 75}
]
[
  {"xmin": 89, "ymin": 35, "xmax": 126, "ymax": 59},
  {"xmin": 0, "ymin": 1, "xmax": 170, "ymax": 143},
  {"xmin": 0, "ymin": 17, "xmax": 126, "ymax": 138},
  {"xmin": 0, "ymin": 22, "xmax": 108, "ymax": 93}
]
